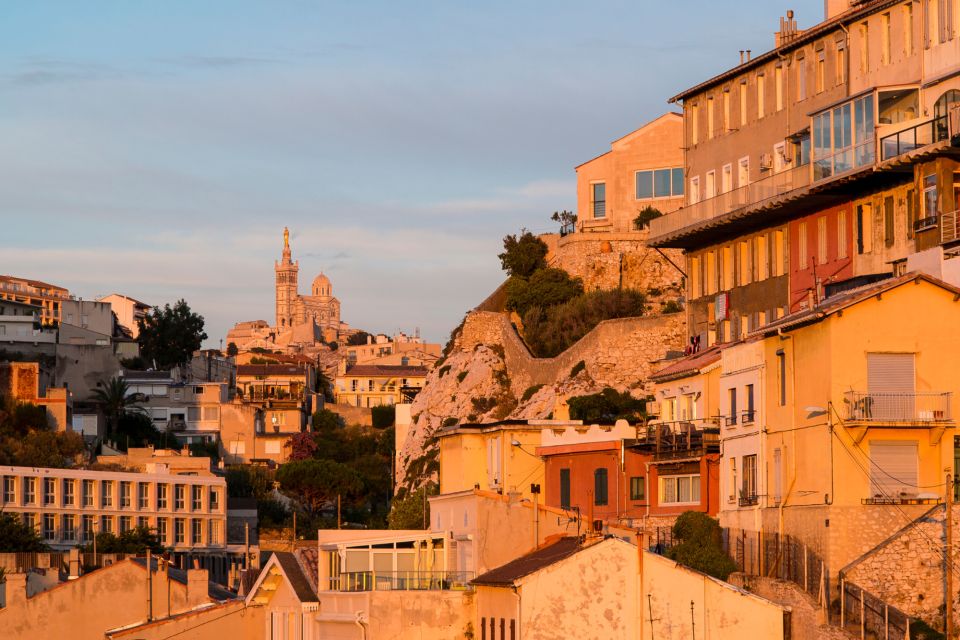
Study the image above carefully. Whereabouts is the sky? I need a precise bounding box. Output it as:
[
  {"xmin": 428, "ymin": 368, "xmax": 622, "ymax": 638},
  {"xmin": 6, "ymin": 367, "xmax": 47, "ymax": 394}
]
[{"xmin": 0, "ymin": 0, "xmax": 823, "ymax": 345}]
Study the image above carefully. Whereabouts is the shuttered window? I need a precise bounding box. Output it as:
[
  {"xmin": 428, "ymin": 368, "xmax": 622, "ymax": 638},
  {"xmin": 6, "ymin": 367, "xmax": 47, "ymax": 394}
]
[
  {"xmin": 559, "ymin": 469, "xmax": 571, "ymax": 510},
  {"xmin": 867, "ymin": 353, "xmax": 916, "ymax": 420},
  {"xmin": 869, "ymin": 441, "xmax": 918, "ymax": 499}
]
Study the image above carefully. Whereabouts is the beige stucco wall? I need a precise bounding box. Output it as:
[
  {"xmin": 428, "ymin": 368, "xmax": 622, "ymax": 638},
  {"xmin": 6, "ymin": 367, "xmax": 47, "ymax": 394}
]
[
  {"xmin": 316, "ymin": 590, "xmax": 474, "ymax": 639},
  {"xmin": 108, "ymin": 601, "xmax": 263, "ymax": 640}
]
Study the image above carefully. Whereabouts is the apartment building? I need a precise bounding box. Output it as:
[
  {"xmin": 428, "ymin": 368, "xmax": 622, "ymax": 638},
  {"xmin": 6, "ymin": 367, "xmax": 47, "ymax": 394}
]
[
  {"xmin": 97, "ymin": 293, "xmax": 151, "ymax": 338},
  {"xmin": 0, "ymin": 275, "xmax": 70, "ymax": 325},
  {"xmin": 0, "ymin": 465, "xmax": 226, "ymax": 553},
  {"xmin": 334, "ymin": 362, "xmax": 428, "ymax": 407},
  {"xmin": 574, "ymin": 112, "xmax": 685, "ymax": 233},
  {"xmin": 649, "ymin": 0, "xmax": 960, "ymax": 344}
]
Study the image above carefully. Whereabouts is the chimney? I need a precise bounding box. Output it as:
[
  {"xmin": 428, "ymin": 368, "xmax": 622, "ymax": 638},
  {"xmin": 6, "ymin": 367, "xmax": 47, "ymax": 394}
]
[
  {"xmin": 186, "ymin": 568, "xmax": 209, "ymax": 608},
  {"xmin": 775, "ymin": 10, "xmax": 799, "ymax": 48},
  {"xmin": 824, "ymin": 0, "xmax": 850, "ymax": 21},
  {"xmin": 739, "ymin": 50, "xmax": 745, "ymax": 64}
]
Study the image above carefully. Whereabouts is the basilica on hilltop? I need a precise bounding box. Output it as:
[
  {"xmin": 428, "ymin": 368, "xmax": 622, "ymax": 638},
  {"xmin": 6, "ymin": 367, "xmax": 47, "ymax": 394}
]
[{"xmin": 225, "ymin": 228, "xmax": 352, "ymax": 353}]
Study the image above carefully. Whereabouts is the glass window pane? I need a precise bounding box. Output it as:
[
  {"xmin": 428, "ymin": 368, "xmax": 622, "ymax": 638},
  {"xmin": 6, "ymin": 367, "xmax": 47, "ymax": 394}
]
[
  {"xmin": 672, "ymin": 168, "xmax": 684, "ymax": 195},
  {"xmin": 691, "ymin": 476, "xmax": 701, "ymax": 502},
  {"xmin": 636, "ymin": 171, "xmax": 653, "ymax": 199},
  {"xmin": 653, "ymin": 169, "xmax": 672, "ymax": 197},
  {"xmin": 678, "ymin": 477, "xmax": 691, "ymax": 502}
]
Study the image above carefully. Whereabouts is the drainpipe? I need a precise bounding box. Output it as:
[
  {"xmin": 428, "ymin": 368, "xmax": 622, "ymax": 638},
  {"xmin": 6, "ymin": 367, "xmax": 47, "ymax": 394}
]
[
  {"xmin": 355, "ymin": 611, "xmax": 368, "ymax": 640},
  {"xmin": 514, "ymin": 586, "xmax": 522, "ymax": 639},
  {"xmin": 776, "ymin": 329, "xmax": 799, "ymax": 577}
]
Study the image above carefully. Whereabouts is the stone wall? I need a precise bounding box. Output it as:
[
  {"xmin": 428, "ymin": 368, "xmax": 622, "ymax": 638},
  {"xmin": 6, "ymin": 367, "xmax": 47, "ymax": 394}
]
[
  {"xmin": 841, "ymin": 503, "xmax": 959, "ymax": 631},
  {"xmin": 729, "ymin": 574, "xmax": 852, "ymax": 640}
]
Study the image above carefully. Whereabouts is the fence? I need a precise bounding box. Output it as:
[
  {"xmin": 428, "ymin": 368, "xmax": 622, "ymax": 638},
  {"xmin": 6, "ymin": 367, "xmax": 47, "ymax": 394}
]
[
  {"xmin": 330, "ymin": 570, "xmax": 475, "ymax": 592},
  {"xmin": 720, "ymin": 528, "xmax": 827, "ymax": 607},
  {"xmin": 840, "ymin": 579, "xmax": 912, "ymax": 640}
]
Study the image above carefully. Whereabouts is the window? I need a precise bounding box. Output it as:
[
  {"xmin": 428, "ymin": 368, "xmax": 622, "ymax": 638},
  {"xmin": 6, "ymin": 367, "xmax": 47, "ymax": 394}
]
[
  {"xmin": 3, "ymin": 476, "xmax": 14, "ymax": 504},
  {"xmin": 814, "ymin": 52, "xmax": 822, "ymax": 94},
  {"xmin": 739, "ymin": 80, "xmax": 748, "ymax": 127},
  {"xmin": 742, "ymin": 455, "xmax": 758, "ymax": 501},
  {"xmin": 138, "ymin": 516, "xmax": 149, "ymax": 530},
  {"xmin": 44, "ymin": 478, "xmax": 55, "ymax": 506},
  {"xmin": 63, "ymin": 479, "xmax": 75, "ymax": 507},
  {"xmin": 43, "ymin": 513, "xmax": 56, "ymax": 541},
  {"xmin": 120, "ymin": 481, "xmax": 132, "ymax": 508},
  {"xmin": 100, "ymin": 515, "xmax": 113, "ymax": 535},
  {"xmin": 23, "ymin": 477, "xmax": 36, "ymax": 504},
  {"xmin": 192, "ymin": 485, "xmax": 203, "ymax": 511},
  {"xmin": 209, "ymin": 488, "xmax": 220, "ymax": 512},
  {"xmin": 836, "ymin": 43, "xmax": 847, "ymax": 85},
  {"xmin": 690, "ymin": 176, "xmax": 701, "ymax": 204},
  {"xmin": 775, "ymin": 65, "xmax": 783, "ymax": 111},
  {"xmin": 773, "ymin": 448, "xmax": 783, "ymax": 504},
  {"xmin": 798, "ymin": 221, "xmax": 808, "ymax": 271},
  {"xmin": 705, "ymin": 171, "xmax": 716, "ymax": 200},
  {"xmin": 192, "ymin": 519, "xmax": 203, "ymax": 545},
  {"xmin": 138, "ymin": 483, "xmax": 150, "ymax": 509},
  {"xmin": 728, "ymin": 459, "xmax": 737, "ymax": 501},
  {"xmin": 721, "ymin": 164, "xmax": 733, "ymax": 193},
  {"xmin": 81, "ymin": 515, "xmax": 95, "ymax": 543},
  {"xmin": 158, "ymin": 484, "xmax": 169, "ymax": 510},
  {"xmin": 883, "ymin": 195, "xmax": 895, "ymax": 247},
  {"xmin": 210, "ymin": 520, "xmax": 221, "ymax": 545},
  {"xmin": 175, "ymin": 484, "xmax": 185, "ymax": 511},
  {"xmin": 923, "ymin": 174, "xmax": 938, "ymax": 219},
  {"xmin": 939, "ymin": 0, "xmax": 954, "ymax": 43},
  {"xmin": 881, "ymin": 13, "xmax": 891, "ymax": 64},
  {"xmin": 157, "ymin": 518, "xmax": 168, "ymax": 544},
  {"xmin": 594, "ymin": 468, "xmax": 608, "ymax": 506},
  {"xmin": 904, "ymin": 4, "xmax": 914, "ymax": 55},
  {"xmin": 22, "ymin": 513, "xmax": 35, "ymax": 533},
  {"xmin": 744, "ymin": 384, "xmax": 755, "ymax": 422},
  {"xmin": 838, "ymin": 210, "xmax": 848, "ymax": 259},
  {"xmin": 559, "ymin": 469, "xmax": 571, "ymax": 510},
  {"xmin": 813, "ymin": 95, "xmax": 874, "ymax": 181},
  {"xmin": 738, "ymin": 240, "xmax": 751, "ymax": 286},
  {"xmin": 660, "ymin": 475, "xmax": 701, "ymax": 504},
  {"xmin": 101, "ymin": 481, "xmax": 113, "ymax": 508},
  {"xmin": 722, "ymin": 245, "xmax": 734, "ymax": 290},
  {"xmin": 757, "ymin": 73, "xmax": 765, "ymax": 118},
  {"xmin": 82, "ymin": 479, "xmax": 94, "ymax": 507},
  {"xmin": 691, "ymin": 102, "xmax": 699, "ymax": 144},
  {"xmin": 723, "ymin": 90, "xmax": 731, "ymax": 131},
  {"xmin": 690, "ymin": 256, "xmax": 701, "ymax": 298},
  {"xmin": 817, "ymin": 216, "xmax": 828, "ymax": 264},
  {"xmin": 857, "ymin": 203, "xmax": 873, "ymax": 253},
  {"xmin": 707, "ymin": 96, "xmax": 715, "ymax": 138},
  {"xmin": 756, "ymin": 234, "xmax": 768, "ymax": 280},
  {"xmin": 174, "ymin": 518, "xmax": 185, "ymax": 544},
  {"xmin": 867, "ymin": 352, "xmax": 916, "ymax": 420},
  {"xmin": 869, "ymin": 441, "xmax": 918, "ymax": 499},
  {"xmin": 636, "ymin": 168, "xmax": 684, "ymax": 199},
  {"xmin": 120, "ymin": 515, "xmax": 132, "ymax": 534},
  {"xmin": 777, "ymin": 349, "xmax": 787, "ymax": 406},
  {"xmin": 925, "ymin": 0, "xmax": 932, "ymax": 48},
  {"xmin": 592, "ymin": 183, "xmax": 606, "ymax": 219},
  {"xmin": 737, "ymin": 156, "xmax": 750, "ymax": 187}
]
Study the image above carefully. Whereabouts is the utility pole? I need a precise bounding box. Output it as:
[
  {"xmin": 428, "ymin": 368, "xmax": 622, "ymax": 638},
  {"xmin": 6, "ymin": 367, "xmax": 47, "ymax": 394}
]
[{"xmin": 948, "ymin": 472, "xmax": 954, "ymax": 640}]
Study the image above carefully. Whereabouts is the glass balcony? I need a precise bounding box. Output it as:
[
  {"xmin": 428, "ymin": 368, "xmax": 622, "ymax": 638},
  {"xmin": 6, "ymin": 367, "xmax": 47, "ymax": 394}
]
[
  {"xmin": 879, "ymin": 115, "xmax": 950, "ymax": 161},
  {"xmin": 329, "ymin": 570, "xmax": 475, "ymax": 592}
]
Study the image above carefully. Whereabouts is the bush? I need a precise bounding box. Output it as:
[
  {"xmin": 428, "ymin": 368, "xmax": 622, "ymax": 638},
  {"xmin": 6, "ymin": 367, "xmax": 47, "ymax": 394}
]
[
  {"xmin": 456, "ymin": 371, "xmax": 468, "ymax": 383},
  {"xmin": 312, "ymin": 408, "xmax": 345, "ymax": 431},
  {"xmin": 347, "ymin": 331, "xmax": 372, "ymax": 346},
  {"xmin": 523, "ymin": 289, "xmax": 647, "ymax": 358},
  {"xmin": 661, "ymin": 299, "xmax": 683, "ymax": 314},
  {"xmin": 388, "ymin": 482, "xmax": 438, "ymax": 530},
  {"xmin": 505, "ymin": 268, "xmax": 583, "ymax": 317},
  {"xmin": 0, "ymin": 512, "xmax": 48, "ymax": 551},
  {"xmin": 83, "ymin": 525, "xmax": 164, "ymax": 554},
  {"xmin": 470, "ymin": 397, "xmax": 497, "ymax": 414},
  {"xmin": 521, "ymin": 384, "xmax": 544, "ymax": 403},
  {"xmin": 371, "ymin": 404, "xmax": 395, "ymax": 428},
  {"xmin": 633, "ymin": 205, "xmax": 663, "ymax": 230},
  {"xmin": 567, "ymin": 388, "xmax": 647, "ymax": 424},
  {"xmin": 666, "ymin": 512, "xmax": 737, "ymax": 580},
  {"xmin": 570, "ymin": 360, "xmax": 586, "ymax": 377},
  {"xmin": 442, "ymin": 417, "xmax": 459, "ymax": 428},
  {"xmin": 438, "ymin": 365, "xmax": 451, "ymax": 378},
  {"xmin": 498, "ymin": 230, "xmax": 548, "ymax": 278}
]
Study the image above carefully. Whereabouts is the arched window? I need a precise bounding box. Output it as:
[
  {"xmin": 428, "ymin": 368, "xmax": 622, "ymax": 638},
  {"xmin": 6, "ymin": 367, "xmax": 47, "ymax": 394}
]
[{"xmin": 934, "ymin": 89, "xmax": 960, "ymax": 121}]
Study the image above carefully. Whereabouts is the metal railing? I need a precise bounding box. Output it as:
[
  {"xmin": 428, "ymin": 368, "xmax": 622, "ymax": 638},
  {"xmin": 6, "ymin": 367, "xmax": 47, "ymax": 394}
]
[
  {"xmin": 738, "ymin": 493, "xmax": 759, "ymax": 507},
  {"xmin": 637, "ymin": 420, "xmax": 720, "ymax": 459},
  {"xmin": 722, "ymin": 528, "xmax": 827, "ymax": 607},
  {"xmin": 879, "ymin": 114, "xmax": 950, "ymax": 161},
  {"xmin": 914, "ymin": 215, "xmax": 939, "ymax": 232},
  {"xmin": 329, "ymin": 570, "xmax": 474, "ymax": 592},
  {"xmin": 843, "ymin": 391, "xmax": 952, "ymax": 422},
  {"xmin": 942, "ymin": 208, "xmax": 960, "ymax": 244},
  {"xmin": 840, "ymin": 580, "xmax": 912, "ymax": 640},
  {"xmin": 648, "ymin": 163, "xmax": 810, "ymax": 240}
]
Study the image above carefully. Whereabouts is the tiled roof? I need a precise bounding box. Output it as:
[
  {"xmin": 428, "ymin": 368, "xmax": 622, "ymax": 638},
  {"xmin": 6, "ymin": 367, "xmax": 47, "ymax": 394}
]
[
  {"xmin": 294, "ymin": 546, "xmax": 320, "ymax": 596},
  {"xmin": 648, "ymin": 345, "xmax": 723, "ymax": 383},
  {"xmin": 471, "ymin": 537, "xmax": 585, "ymax": 587},
  {"xmin": 343, "ymin": 364, "xmax": 428, "ymax": 377},
  {"xmin": 0, "ymin": 274, "xmax": 69, "ymax": 293},
  {"xmin": 272, "ymin": 551, "xmax": 318, "ymax": 602}
]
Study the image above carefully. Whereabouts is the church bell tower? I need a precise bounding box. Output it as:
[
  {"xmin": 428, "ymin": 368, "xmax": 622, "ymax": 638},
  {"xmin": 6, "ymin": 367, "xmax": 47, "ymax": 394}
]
[{"xmin": 275, "ymin": 227, "xmax": 299, "ymax": 329}]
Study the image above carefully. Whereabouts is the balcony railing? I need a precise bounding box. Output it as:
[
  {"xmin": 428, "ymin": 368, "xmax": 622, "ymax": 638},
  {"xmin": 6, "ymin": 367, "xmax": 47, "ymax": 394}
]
[
  {"xmin": 879, "ymin": 114, "xmax": 950, "ymax": 161},
  {"xmin": 738, "ymin": 493, "xmax": 759, "ymax": 507},
  {"xmin": 648, "ymin": 163, "xmax": 810, "ymax": 241},
  {"xmin": 942, "ymin": 209, "xmax": 960, "ymax": 244},
  {"xmin": 637, "ymin": 420, "xmax": 721, "ymax": 459},
  {"xmin": 329, "ymin": 570, "xmax": 474, "ymax": 592},
  {"xmin": 843, "ymin": 391, "xmax": 952, "ymax": 423}
]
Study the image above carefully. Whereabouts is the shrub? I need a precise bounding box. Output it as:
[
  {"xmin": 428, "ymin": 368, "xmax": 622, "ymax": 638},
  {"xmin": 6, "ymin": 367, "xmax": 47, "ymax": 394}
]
[
  {"xmin": 666, "ymin": 511, "xmax": 737, "ymax": 580},
  {"xmin": 521, "ymin": 384, "xmax": 544, "ymax": 403},
  {"xmin": 661, "ymin": 300, "xmax": 683, "ymax": 314},
  {"xmin": 647, "ymin": 287, "xmax": 663, "ymax": 297},
  {"xmin": 470, "ymin": 397, "xmax": 497, "ymax": 414},
  {"xmin": 498, "ymin": 230, "xmax": 548, "ymax": 278},
  {"xmin": 387, "ymin": 482, "xmax": 438, "ymax": 530},
  {"xmin": 442, "ymin": 417, "xmax": 459, "ymax": 428},
  {"xmin": 522, "ymin": 289, "xmax": 647, "ymax": 358},
  {"xmin": 570, "ymin": 360, "xmax": 586, "ymax": 377},
  {"xmin": 456, "ymin": 371, "xmax": 468, "ymax": 383},
  {"xmin": 438, "ymin": 365, "xmax": 451, "ymax": 378},
  {"xmin": 633, "ymin": 205, "xmax": 663, "ymax": 230},
  {"xmin": 371, "ymin": 404, "xmax": 395, "ymax": 429},
  {"xmin": 567, "ymin": 388, "xmax": 647, "ymax": 424},
  {"xmin": 505, "ymin": 268, "xmax": 583, "ymax": 317}
]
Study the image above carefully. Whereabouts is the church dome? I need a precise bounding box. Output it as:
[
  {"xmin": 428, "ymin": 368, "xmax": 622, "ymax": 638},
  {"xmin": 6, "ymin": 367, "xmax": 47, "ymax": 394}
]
[{"xmin": 312, "ymin": 273, "xmax": 332, "ymax": 297}]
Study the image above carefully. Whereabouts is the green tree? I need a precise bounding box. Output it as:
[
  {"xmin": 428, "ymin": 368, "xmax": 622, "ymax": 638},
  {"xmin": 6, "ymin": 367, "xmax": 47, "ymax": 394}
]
[
  {"xmin": 346, "ymin": 331, "xmax": 372, "ymax": 346},
  {"xmin": 567, "ymin": 388, "xmax": 648, "ymax": 424},
  {"xmin": 633, "ymin": 205, "xmax": 663, "ymax": 230},
  {"xmin": 498, "ymin": 230, "xmax": 548, "ymax": 278},
  {"xmin": 91, "ymin": 376, "xmax": 146, "ymax": 437},
  {"xmin": 505, "ymin": 267, "xmax": 583, "ymax": 317},
  {"xmin": 0, "ymin": 429, "xmax": 86, "ymax": 468},
  {"xmin": 312, "ymin": 408, "xmax": 345, "ymax": 432},
  {"xmin": 388, "ymin": 482, "xmax": 438, "ymax": 530},
  {"xmin": 276, "ymin": 459, "xmax": 363, "ymax": 518},
  {"xmin": 226, "ymin": 342, "xmax": 239, "ymax": 357},
  {"xmin": 0, "ymin": 512, "xmax": 48, "ymax": 552},
  {"xmin": 83, "ymin": 525, "xmax": 164, "ymax": 554},
  {"xmin": 137, "ymin": 300, "xmax": 208, "ymax": 369},
  {"xmin": 0, "ymin": 400, "xmax": 49, "ymax": 437},
  {"xmin": 371, "ymin": 404, "xmax": 395, "ymax": 428},
  {"xmin": 666, "ymin": 511, "xmax": 737, "ymax": 580},
  {"xmin": 115, "ymin": 413, "xmax": 164, "ymax": 451},
  {"xmin": 226, "ymin": 466, "xmax": 274, "ymax": 498},
  {"xmin": 550, "ymin": 209, "xmax": 577, "ymax": 235}
]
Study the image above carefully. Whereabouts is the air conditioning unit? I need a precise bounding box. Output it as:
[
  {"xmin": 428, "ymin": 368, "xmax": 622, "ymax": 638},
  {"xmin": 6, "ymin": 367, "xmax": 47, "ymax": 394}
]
[{"xmin": 759, "ymin": 153, "xmax": 773, "ymax": 170}]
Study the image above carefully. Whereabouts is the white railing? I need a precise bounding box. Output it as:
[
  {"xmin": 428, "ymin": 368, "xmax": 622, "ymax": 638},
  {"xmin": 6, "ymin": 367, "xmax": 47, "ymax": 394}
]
[
  {"xmin": 649, "ymin": 163, "xmax": 810, "ymax": 241},
  {"xmin": 941, "ymin": 209, "xmax": 960, "ymax": 244},
  {"xmin": 844, "ymin": 391, "xmax": 952, "ymax": 422}
]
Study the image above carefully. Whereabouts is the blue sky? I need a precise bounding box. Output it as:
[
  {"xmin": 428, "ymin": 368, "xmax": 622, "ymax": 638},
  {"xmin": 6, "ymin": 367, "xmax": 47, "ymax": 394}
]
[{"xmin": 0, "ymin": 0, "xmax": 823, "ymax": 345}]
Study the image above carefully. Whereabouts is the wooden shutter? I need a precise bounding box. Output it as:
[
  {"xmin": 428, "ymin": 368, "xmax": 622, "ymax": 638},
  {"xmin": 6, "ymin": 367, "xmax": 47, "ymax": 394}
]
[{"xmin": 869, "ymin": 441, "xmax": 918, "ymax": 498}]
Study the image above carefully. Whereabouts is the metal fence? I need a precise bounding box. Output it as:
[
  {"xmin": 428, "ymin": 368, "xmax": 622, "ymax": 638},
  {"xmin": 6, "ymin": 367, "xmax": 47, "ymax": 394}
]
[
  {"xmin": 840, "ymin": 579, "xmax": 913, "ymax": 640},
  {"xmin": 330, "ymin": 570, "xmax": 475, "ymax": 592},
  {"xmin": 721, "ymin": 528, "xmax": 827, "ymax": 606}
]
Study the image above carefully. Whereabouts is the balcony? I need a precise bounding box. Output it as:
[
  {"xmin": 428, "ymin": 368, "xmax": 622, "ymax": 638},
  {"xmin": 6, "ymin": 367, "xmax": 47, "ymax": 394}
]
[
  {"xmin": 942, "ymin": 209, "xmax": 960, "ymax": 244},
  {"xmin": 738, "ymin": 493, "xmax": 759, "ymax": 507},
  {"xmin": 329, "ymin": 570, "xmax": 474, "ymax": 592},
  {"xmin": 879, "ymin": 115, "xmax": 951, "ymax": 162},
  {"xmin": 636, "ymin": 420, "xmax": 720, "ymax": 460},
  {"xmin": 843, "ymin": 391, "xmax": 952, "ymax": 423},
  {"xmin": 648, "ymin": 163, "xmax": 810, "ymax": 244}
]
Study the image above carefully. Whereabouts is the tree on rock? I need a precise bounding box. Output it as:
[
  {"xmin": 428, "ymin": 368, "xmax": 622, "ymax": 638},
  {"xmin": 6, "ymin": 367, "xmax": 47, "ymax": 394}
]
[
  {"xmin": 498, "ymin": 230, "xmax": 548, "ymax": 278},
  {"xmin": 137, "ymin": 300, "xmax": 208, "ymax": 370}
]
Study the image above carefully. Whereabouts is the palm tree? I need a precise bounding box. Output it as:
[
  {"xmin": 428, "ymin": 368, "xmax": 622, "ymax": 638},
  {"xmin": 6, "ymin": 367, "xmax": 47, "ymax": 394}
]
[{"xmin": 91, "ymin": 377, "xmax": 146, "ymax": 437}]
